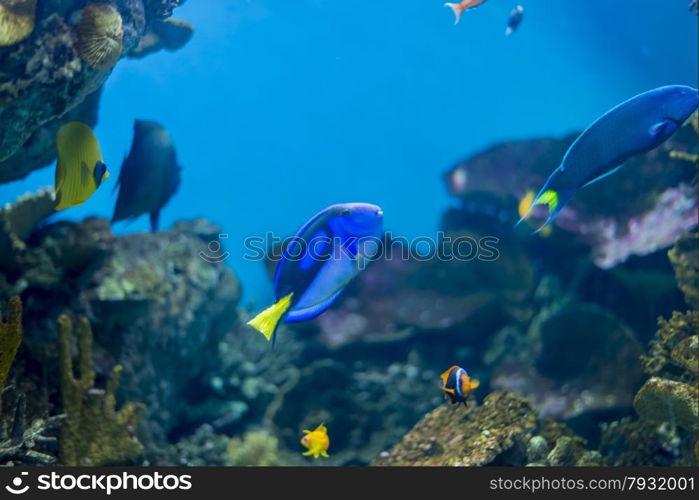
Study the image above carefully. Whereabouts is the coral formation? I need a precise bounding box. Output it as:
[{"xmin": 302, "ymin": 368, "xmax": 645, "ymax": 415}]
[
  {"xmin": 0, "ymin": 188, "xmax": 55, "ymax": 276},
  {"xmin": 76, "ymin": 3, "xmax": 124, "ymax": 71},
  {"xmin": 642, "ymin": 311, "xmax": 699, "ymax": 377},
  {"xmin": 633, "ymin": 377, "xmax": 698, "ymax": 432},
  {"xmin": 58, "ymin": 314, "xmax": 144, "ymax": 466},
  {"xmin": 226, "ymin": 431, "xmax": 280, "ymax": 466},
  {"xmin": 668, "ymin": 232, "xmax": 698, "ymax": 308},
  {"xmin": 0, "ymin": 296, "xmax": 21, "ymax": 413},
  {"xmin": 0, "ymin": 0, "xmax": 36, "ymax": 46}
]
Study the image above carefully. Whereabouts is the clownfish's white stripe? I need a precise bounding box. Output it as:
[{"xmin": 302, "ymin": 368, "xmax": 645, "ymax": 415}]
[{"xmin": 454, "ymin": 368, "xmax": 466, "ymax": 397}]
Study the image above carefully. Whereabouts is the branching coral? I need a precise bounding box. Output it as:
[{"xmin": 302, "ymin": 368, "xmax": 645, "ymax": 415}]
[
  {"xmin": 58, "ymin": 314, "xmax": 144, "ymax": 466},
  {"xmin": 0, "ymin": 296, "xmax": 21, "ymax": 414},
  {"xmin": 0, "ymin": 393, "xmax": 63, "ymax": 465}
]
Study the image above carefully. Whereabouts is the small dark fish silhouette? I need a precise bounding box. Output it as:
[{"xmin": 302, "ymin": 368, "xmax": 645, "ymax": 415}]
[
  {"xmin": 112, "ymin": 120, "xmax": 181, "ymax": 232},
  {"xmin": 506, "ymin": 5, "xmax": 524, "ymax": 36}
]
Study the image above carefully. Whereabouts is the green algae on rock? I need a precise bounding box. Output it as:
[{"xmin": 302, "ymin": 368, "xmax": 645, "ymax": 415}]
[
  {"xmin": 670, "ymin": 335, "xmax": 698, "ymax": 375},
  {"xmin": 599, "ymin": 417, "xmax": 695, "ymax": 466},
  {"xmin": 0, "ymin": 296, "xmax": 21, "ymax": 413},
  {"xmin": 372, "ymin": 392, "xmax": 594, "ymax": 466},
  {"xmin": 58, "ymin": 314, "xmax": 144, "ymax": 466},
  {"xmin": 633, "ymin": 377, "xmax": 698, "ymax": 433}
]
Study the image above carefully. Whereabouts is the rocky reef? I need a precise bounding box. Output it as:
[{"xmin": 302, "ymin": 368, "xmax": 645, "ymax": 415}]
[{"xmin": 373, "ymin": 392, "xmax": 601, "ymax": 467}]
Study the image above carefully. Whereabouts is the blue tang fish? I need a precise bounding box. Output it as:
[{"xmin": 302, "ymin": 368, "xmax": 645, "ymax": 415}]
[
  {"xmin": 505, "ymin": 5, "xmax": 524, "ymax": 36},
  {"xmin": 112, "ymin": 120, "xmax": 181, "ymax": 232},
  {"xmin": 518, "ymin": 85, "xmax": 699, "ymax": 232},
  {"xmin": 247, "ymin": 203, "xmax": 384, "ymax": 343}
]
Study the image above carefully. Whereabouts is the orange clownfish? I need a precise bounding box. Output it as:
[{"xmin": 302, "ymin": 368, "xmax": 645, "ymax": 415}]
[
  {"xmin": 444, "ymin": 0, "xmax": 488, "ymax": 25},
  {"xmin": 300, "ymin": 423, "xmax": 330, "ymax": 459},
  {"xmin": 440, "ymin": 365, "xmax": 479, "ymax": 406}
]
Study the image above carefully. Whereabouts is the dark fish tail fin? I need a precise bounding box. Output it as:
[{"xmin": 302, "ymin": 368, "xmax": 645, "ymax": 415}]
[{"xmin": 149, "ymin": 211, "xmax": 160, "ymax": 233}]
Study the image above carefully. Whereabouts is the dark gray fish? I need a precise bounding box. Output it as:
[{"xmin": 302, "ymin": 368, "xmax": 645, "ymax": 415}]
[{"xmin": 112, "ymin": 120, "xmax": 181, "ymax": 232}]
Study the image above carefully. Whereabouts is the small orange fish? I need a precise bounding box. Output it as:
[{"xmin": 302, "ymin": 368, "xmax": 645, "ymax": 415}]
[
  {"xmin": 440, "ymin": 365, "xmax": 479, "ymax": 406},
  {"xmin": 444, "ymin": 0, "xmax": 488, "ymax": 25},
  {"xmin": 300, "ymin": 423, "xmax": 330, "ymax": 459}
]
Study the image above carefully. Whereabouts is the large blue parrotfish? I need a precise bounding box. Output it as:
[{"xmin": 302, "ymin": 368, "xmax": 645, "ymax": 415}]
[
  {"xmin": 247, "ymin": 203, "xmax": 384, "ymax": 343},
  {"xmin": 112, "ymin": 120, "xmax": 182, "ymax": 232},
  {"xmin": 518, "ymin": 85, "xmax": 699, "ymax": 233}
]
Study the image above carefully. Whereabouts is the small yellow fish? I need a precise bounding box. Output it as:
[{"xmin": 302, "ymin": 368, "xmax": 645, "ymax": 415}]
[
  {"xmin": 518, "ymin": 190, "xmax": 552, "ymax": 237},
  {"xmin": 300, "ymin": 423, "xmax": 330, "ymax": 459},
  {"xmin": 54, "ymin": 121, "xmax": 109, "ymax": 211}
]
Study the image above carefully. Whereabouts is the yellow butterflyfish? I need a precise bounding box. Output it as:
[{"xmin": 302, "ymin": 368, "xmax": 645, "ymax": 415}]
[{"xmin": 54, "ymin": 121, "xmax": 109, "ymax": 211}]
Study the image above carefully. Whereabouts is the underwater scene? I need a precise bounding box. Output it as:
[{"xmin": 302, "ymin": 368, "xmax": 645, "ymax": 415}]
[{"xmin": 0, "ymin": 0, "xmax": 698, "ymax": 469}]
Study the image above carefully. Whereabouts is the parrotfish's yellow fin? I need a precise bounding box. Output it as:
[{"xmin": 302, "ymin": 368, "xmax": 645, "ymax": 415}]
[
  {"xmin": 302, "ymin": 430, "xmax": 311, "ymax": 435},
  {"xmin": 470, "ymin": 378, "xmax": 480, "ymax": 390},
  {"xmin": 315, "ymin": 423, "xmax": 327, "ymax": 433},
  {"xmin": 302, "ymin": 450, "xmax": 313, "ymax": 456},
  {"xmin": 321, "ymin": 451, "xmax": 329, "ymax": 458},
  {"xmin": 246, "ymin": 293, "xmax": 294, "ymax": 341},
  {"xmin": 536, "ymin": 190, "xmax": 559, "ymax": 216}
]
